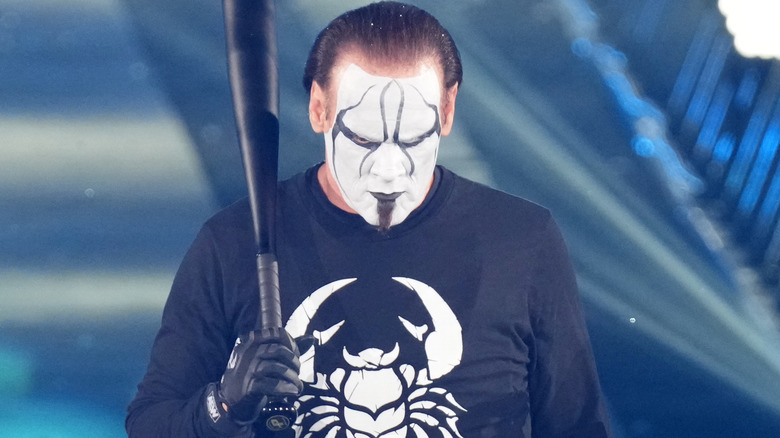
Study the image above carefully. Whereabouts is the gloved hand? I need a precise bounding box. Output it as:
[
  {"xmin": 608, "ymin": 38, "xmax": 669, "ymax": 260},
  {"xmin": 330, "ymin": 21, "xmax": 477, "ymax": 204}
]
[{"xmin": 210, "ymin": 327, "xmax": 304, "ymax": 426}]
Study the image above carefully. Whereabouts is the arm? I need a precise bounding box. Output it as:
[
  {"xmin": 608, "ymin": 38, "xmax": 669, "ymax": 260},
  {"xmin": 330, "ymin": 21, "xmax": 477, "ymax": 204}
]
[
  {"xmin": 126, "ymin": 222, "xmax": 302, "ymax": 438},
  {"xmin": 527, "ymin": 217, "xmax": 612, "ymax": 438},
  {"xmin": 126, "ymin": 225, "xmax": 249, "ymax": 437}
]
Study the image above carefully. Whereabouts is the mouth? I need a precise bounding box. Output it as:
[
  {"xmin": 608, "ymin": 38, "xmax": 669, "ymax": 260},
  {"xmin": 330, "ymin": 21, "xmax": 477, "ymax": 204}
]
[{"xmin": 370, "ymin": 192, "xmax": 403, "ymax": 201}]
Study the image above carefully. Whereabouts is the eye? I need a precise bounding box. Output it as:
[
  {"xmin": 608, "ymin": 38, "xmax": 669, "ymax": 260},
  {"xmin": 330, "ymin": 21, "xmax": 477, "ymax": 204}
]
[
  {"xmin": 351, "ymin": 134, "xmax": 372, "ymax": 145},
  {"xmin": 398, "ymin": 136, "xmax": 425, "ymax": 148},
  {"xmin": 346, "ymin": 132, "xmax": 381, "ymax": 148}
]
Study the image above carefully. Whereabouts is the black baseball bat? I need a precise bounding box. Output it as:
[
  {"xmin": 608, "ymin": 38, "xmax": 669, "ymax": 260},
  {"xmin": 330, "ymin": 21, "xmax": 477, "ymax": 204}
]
[
  {"xmin": 222, "ymin": 0, "xmax": 296, "ymax": 431},
  {"xmin": 223, "ymin": 0, "xmax": 280, "ymax": 331}
]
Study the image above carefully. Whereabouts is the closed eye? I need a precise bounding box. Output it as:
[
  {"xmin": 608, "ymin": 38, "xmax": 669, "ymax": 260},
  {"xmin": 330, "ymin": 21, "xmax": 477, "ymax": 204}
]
[
  {"xmin": 398, "ymin": 136, "xmax": 426, "ymax": 148},
  {"xmin": 335, "ymin": 115, "xmax": 382, "ymax": 148},
  {"xmin": 394, "ymin": 122, "xmax": 440, "ymax": 148},
  {"xmin": 350, "ymin": 134, "xmax": 376, "ymax": 146}
]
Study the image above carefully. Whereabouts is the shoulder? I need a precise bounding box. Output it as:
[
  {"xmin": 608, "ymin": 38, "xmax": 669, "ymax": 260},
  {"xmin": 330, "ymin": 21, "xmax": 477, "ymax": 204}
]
[
  {"xmin": 203, "ymin": 168, "xmax": 310, "ymax": 231},
  {"xmin": 198, "ymin": 168, "xmax": 312, "ymax": 245},
  {"xmin": 202, "ymin": 197, "xmax": 252, "ymax": 237},
  {"xmin": 442, "ymin": 167, "xmax": 555, "ymax": 235}
]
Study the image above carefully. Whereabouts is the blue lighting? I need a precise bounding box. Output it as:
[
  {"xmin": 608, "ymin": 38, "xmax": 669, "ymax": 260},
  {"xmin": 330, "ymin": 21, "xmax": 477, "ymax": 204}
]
[
  {"xmin": 565, "ymin": 7, "xmax": 702, "ymax": 195},
  {"xmin": 738, "ymin": 118, "xmax": 780, "ymax": 215},
  {"xmin": 668, "ymin": 13, "xmax": 721, "ymax": 115},
  {"xmin": 0, "ymin": 398, "xmax": 122, "ymax": 437},
  {"xmin": 683, "ymin": 35, "xmax": 731, "ymax": 130},
  {"xmin": 695, "ymin": 83, "xmax": 734, "ymax": 158},
  {"xmin": 571, "ymin": 37, "xmax": 594, "ymax": 58},
  {"xmin": 606, "ymin": 74, "xmax": 645, "ymax": 118},
  {"xmin": 633, "ymin": 135, "xmax": 656, "ymax": 157},
  {"xmin": 713, "ymin": 133, "xmax": 736, "ymax": 163},
  {"xmin": 632, "ymin": 0, "xmax": 667, "ymax": 43},
  {"xmin": 756, "ymin": 170, "xmax": 780, "ymax": 237},
  {"xmin": 725, "ymin": 105, "xmax": 771, "ymax": 199},
  {"xmin": 745, "ymin": 116, "xmax": 780, "ymax": 218},
  {"xmin": 0, "ymin": 347, "xmax": 32, "ymax": 396},
  {"xmin": 756, "ymin": 169, "xmax": 780, "ymax": 238},
  {"xmin": 735, "ymin": 68, "xmax": 761, "ymax": 110}
]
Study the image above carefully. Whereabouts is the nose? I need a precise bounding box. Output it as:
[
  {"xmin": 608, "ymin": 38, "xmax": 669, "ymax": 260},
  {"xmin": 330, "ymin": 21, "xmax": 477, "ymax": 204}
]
[{"xmin": 368, "ymin": 143, "xmax": 409, "ymax": 181}]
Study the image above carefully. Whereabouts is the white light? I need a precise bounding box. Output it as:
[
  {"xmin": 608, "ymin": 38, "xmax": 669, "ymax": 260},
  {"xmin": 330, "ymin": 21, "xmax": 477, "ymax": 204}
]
[
  {"xmin": 0, "ymin": 269, "xmax": 172, "ymax": 322},
  {"xmin": 0, "ymin": 116, "xmax": 212, "ymax": 200},
  {"xmin": 719, "ymin": 0, "xmax": 780, "ymax": 59}
]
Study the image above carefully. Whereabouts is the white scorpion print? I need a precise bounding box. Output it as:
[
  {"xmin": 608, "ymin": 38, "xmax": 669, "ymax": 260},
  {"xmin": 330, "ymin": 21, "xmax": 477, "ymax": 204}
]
[{"xmin": 285, "ymin": 277, "xmax": 466, "ymax": 438}]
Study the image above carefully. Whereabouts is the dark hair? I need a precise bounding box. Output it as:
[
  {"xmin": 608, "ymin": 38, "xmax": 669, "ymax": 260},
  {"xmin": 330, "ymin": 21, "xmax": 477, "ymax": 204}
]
[{"xmin": 302, "ymin": 1, "xmax": 462, "ymax": 94}]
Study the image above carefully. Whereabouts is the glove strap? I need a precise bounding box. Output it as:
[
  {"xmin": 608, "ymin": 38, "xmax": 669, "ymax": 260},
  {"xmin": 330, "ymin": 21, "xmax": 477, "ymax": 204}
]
[{"xmin": 203, "ymin": 382, "xmax": 252, "ymax": 435}]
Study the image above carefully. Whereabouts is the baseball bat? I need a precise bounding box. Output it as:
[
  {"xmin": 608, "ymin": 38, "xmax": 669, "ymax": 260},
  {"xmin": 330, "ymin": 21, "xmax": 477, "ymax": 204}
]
[
  {"xmin": 222, "ymin": 0, "xmax": 296, "ymax": 431},
  {"xmin": 223, "ymin": 0, "xmax": 280, "ymax": 330}
]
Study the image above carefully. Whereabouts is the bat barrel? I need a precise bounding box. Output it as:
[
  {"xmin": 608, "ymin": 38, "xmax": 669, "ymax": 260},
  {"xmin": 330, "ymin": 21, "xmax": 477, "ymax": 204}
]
[
  {"xmin": 223, "ymin": 1, "xmax": 296, "ymax": 431},
  {"xmin": 223, "ymin": 0, "xmax": 281, "ymax": 329}
]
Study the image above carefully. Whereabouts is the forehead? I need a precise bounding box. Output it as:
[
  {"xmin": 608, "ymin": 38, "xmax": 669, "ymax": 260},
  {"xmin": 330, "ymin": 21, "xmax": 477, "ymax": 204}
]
[
  {"xmin": 331, "ymin": 49, "xmax": 443, "ymax": 80},
  {"xmin": 328, "ymin": 51, "xmax": 443, "ymax": 95},
  {"xmin": 334, "ymin": 63, "xmax": 442, "ymax": 108}
]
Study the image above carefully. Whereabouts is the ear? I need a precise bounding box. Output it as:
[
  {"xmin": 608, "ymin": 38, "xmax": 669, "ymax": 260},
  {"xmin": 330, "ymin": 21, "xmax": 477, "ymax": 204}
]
[
  {"xmin": 309, "ymin": 81, "xmax": 331, "ymax": 133},
  {"xmin": 440, "ymin": 83, "xmax": 458, "ymax": 137}
]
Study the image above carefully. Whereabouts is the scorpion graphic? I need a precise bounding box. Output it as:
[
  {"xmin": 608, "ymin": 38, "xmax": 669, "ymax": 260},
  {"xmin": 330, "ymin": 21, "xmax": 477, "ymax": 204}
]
[{"xmin": 285, "ymin": 277, "xmax": 466, "ymax": 438}]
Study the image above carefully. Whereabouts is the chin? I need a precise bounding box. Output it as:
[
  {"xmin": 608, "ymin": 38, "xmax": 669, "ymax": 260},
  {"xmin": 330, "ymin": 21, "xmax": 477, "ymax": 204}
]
[
  {"xmin": 357, "ymin": 208, "xmax": 380, "ymax": 226},
  {"xmin": 390, "ymin": 210, "xmax": 412, "ymax": 226}
]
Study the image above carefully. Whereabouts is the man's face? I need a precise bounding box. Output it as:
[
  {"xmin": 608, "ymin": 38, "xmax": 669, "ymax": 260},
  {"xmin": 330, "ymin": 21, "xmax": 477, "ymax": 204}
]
[{"xmin": 324, "ymin": 63, "xmax": 443, "ymax": 230}]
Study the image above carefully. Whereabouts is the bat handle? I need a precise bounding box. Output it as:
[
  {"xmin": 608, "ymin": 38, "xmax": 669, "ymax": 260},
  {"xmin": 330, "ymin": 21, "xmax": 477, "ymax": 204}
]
[
  {"xmin": 256, "ymin": 253, "xmax": 297, "ymax": 432},
  {"xmin": 256, "ymin": 253, "xmax": 282, "ymax": 329}
]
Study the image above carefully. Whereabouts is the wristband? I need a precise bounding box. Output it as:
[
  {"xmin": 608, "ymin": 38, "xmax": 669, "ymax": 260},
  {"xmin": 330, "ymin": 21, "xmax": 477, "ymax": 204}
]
[{"xmin": 204, "ymin": 382, "xmax": 252, "ymax": 436}]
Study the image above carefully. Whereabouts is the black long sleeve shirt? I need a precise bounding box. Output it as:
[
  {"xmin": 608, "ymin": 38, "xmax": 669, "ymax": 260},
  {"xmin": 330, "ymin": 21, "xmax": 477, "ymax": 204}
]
[{"xmin": 127, "ymin": 165, "xmax": 612, "ymax": 437}]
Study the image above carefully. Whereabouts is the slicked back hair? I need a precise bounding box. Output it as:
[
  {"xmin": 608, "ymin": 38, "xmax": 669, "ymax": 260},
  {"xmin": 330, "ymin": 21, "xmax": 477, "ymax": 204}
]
[{"xmin": 303, "ymin": 1, "xmax": 462, "ymax": 94}]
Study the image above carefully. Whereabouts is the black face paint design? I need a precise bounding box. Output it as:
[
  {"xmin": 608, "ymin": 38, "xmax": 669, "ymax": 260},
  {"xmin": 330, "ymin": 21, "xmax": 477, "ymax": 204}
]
[
  {"xmin": 376, "ymin": 199, "xmax": 395, "ymax": 232},
  {"xmin": 330, "ymin": 86, "xmax": 378, "ymax": 186},
  {"xmin": 324, "ymin": 64, "xmax": 444, "ymax": 230},
  {"xmin": 332, "ymin": 80, "xmax": 441, "ymax": 178}
]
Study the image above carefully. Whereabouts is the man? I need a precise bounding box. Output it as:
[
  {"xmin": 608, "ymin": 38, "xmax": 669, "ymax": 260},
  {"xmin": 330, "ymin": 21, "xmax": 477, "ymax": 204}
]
[{"xmin": 126, "ymin": 2, "xmax": 612, "ymax": 437}]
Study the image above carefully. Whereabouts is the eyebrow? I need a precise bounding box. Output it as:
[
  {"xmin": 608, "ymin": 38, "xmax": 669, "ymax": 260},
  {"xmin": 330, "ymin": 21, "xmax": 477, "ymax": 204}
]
[{"xmin": 393, "ymin": 83, "xmax": 441, "ymax": 144}]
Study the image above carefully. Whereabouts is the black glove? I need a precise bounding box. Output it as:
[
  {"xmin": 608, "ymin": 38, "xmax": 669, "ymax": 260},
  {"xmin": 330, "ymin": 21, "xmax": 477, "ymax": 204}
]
[{"xmin": 209, "ymin": 327, "xmax": 304, "ymax": 427}]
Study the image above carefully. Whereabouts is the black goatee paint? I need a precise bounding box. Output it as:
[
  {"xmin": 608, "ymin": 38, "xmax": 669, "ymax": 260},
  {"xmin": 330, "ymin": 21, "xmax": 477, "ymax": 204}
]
[{"xmin": 377, "ymin": 199, "xmax": 395, "ymax": 232}]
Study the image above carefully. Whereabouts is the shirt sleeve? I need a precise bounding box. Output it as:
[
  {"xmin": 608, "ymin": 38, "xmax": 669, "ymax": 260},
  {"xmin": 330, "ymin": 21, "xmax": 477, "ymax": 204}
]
[
  {"xmin": 527, "ymin": 217, "xmax": 612, "ymax": 438},
  {"xmin": 125, "ymin": 224, "xmax": 251, "ymax": 438}
]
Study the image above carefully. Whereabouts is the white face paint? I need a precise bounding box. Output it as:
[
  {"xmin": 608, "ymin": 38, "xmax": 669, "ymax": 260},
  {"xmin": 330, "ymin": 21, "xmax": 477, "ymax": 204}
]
[{"xmin": 324, "ymin": 63, "xmax": 443, "ymax": 230}]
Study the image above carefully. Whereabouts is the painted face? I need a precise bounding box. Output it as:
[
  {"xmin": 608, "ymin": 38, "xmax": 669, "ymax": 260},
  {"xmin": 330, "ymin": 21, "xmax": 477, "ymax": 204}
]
[{"xmin": 325, "ymin": 63, "xmax": 442, "ymax": 230}]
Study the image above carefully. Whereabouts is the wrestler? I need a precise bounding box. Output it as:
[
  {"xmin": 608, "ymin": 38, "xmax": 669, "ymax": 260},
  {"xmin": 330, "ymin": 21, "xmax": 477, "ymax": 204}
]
[{"xmin": 127, "ymin": 3, "xmax": 612, "ymax": 437}]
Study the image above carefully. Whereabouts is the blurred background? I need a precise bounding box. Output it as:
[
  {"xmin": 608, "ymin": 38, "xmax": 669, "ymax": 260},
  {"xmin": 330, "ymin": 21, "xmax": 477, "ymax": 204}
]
[{"xmin": 2, "ymin": 0, "xmax": 780, "ymax": 436}]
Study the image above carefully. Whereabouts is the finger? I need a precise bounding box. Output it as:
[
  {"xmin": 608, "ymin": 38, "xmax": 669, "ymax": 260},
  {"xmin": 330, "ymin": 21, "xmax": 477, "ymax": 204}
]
[
  {"xmin": 254, "ymin": 328, "xmax": 300, "ymax": 354},
  {"xmin": 248, "ymin": 365, "xmax": 303, "ymax": 396},
  {"xmin": 262, "ymin": 379, "xmax": 303, "ymax": 397},
  {"xmin": 253, "ymin": 360, "xmax": 301, "ymax": 383},
  {"xmin": 255, "ymin": 343, "xmax": 301, "ymax": 371}
]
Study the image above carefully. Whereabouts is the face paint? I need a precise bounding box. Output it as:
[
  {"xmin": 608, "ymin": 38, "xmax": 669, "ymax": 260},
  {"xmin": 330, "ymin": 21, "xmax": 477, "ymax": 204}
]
[{"xmin": 325, "ymin": 63, "xmax": 442, "ymax": 230}]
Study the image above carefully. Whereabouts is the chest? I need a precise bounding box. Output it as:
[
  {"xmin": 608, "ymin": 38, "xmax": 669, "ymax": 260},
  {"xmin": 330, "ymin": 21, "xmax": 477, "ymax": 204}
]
[{"xmin": 255, "ymin": 226, "xmax": 536, "ymax": 436}]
